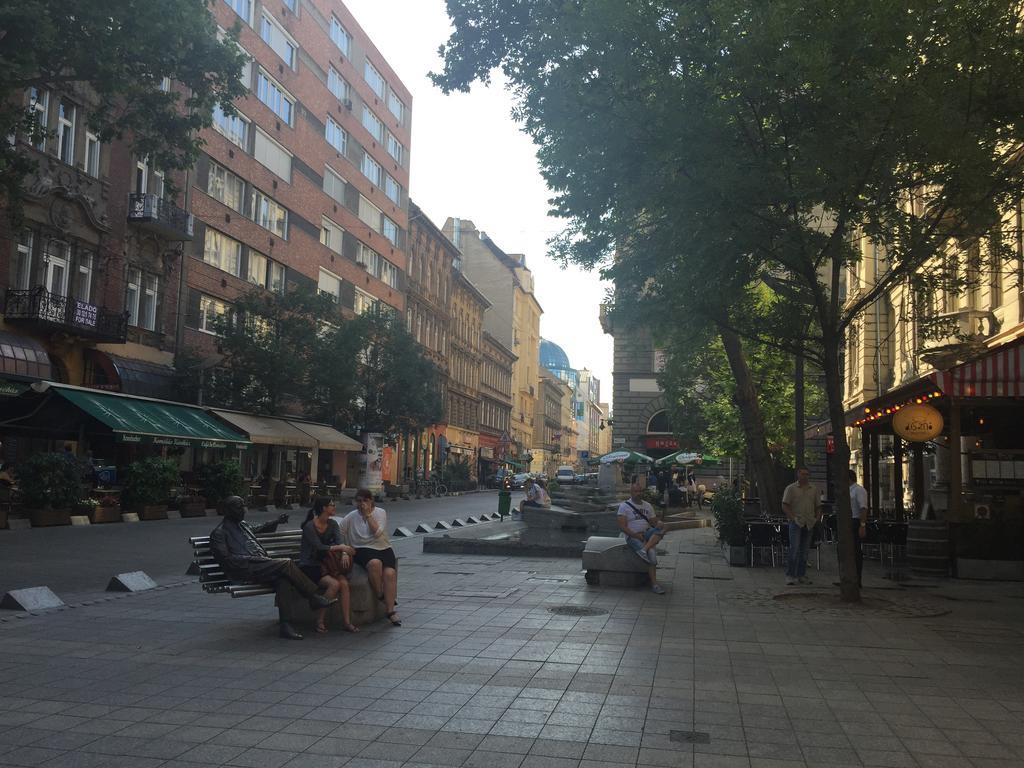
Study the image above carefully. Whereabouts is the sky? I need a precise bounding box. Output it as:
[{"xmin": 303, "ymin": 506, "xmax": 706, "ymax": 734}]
[{"xmin": 344, "ymin": 0, "xmax": 615, "ymax": 407}]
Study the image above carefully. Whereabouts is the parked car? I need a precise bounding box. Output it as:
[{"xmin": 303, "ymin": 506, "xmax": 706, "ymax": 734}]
[
  {"xmin": 555, "ymin": 466, "xmax": 576, "ymax": 485},
  {"xmin": 574, "ymin": 473, "xmax": 589, "ymax": 484},
  {"xmin": 511, "ymin": 472, "xmax": 531, "ymax": 489}
]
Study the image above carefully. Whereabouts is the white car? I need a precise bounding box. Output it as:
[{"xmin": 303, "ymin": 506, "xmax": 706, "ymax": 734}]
[{"xmin": 555, "ymin": 466, "xmax": 575, "ymax": 485}]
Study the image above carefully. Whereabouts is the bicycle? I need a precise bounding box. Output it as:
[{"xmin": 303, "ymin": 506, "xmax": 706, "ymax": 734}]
[{"xmin": 416, "ymin": 478, "xmax": 448, "ymax": 497}]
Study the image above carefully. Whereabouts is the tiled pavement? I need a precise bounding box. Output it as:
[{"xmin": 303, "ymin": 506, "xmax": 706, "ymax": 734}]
[{"xmin": 1, "ymin": 526, "xmax": 1023, "ymax": 768}]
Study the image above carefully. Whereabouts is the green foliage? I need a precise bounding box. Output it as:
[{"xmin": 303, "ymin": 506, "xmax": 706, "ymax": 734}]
[
  {"xmin": 440, "ymin": 454, "xmax": 472, "ymax": 492},
  {"xmin": 16, "ymin": 453, "xmax": 81, "ymax": 509},
  {"xmin": 197, "ymin": 459, "xmax": 244, "ymax": 504},
  {"xmin": 123, "ymin": 457, "xmax": 180, "ymax": 508},
  {"xmin": 711, "ymin": 488, "xmax": 747, "ymax": 547},
  {"xmin": 1, "ymin": 0, "xmax": 248, "ymax": 219}
]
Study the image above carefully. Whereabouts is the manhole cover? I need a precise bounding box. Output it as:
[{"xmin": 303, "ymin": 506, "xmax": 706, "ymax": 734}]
[
  {"xmin": 548, "ymin": 606, "xmax": 609, "ymax": 617},
  {"xmin": 670, "ymin": 730, "xmax": 710, "ymax": 744}
]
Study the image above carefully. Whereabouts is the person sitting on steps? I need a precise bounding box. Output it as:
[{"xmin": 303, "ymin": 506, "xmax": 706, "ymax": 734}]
[{"xmin": 210, "ymin": 496, "xmax": 337, "ymax": 640}]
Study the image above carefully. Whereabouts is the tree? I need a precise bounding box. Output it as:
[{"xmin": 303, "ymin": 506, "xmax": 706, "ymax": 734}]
[
  {"xmin": 0, "ymin": 0, "xmax": 248, "ymax": 217},
  {"xmin": 434, "ymin": 0, "xmax": 1024, "ymax": 601}
]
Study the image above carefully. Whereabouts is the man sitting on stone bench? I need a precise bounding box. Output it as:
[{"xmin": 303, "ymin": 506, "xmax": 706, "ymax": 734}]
[{"xmin": 210, "ymin": 496, "xmax": 337, "ymax": 640}]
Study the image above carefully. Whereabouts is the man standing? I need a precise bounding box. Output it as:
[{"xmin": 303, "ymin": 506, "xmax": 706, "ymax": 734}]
[
  {"xmin": 210, "ymin": 496, "xmax": 336, "ymax": 640},
  {"xmin": 849, "ymin": 469, "xmax": 869, "ymax": 588},
  {"xmin": 782, "ymin": 468, "xmax": 821, "ymax": 585}
]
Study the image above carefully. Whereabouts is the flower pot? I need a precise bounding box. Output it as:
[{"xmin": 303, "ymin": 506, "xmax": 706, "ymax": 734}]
[
  {"xmin": 180, "ymin": 501, "xmax": 206, "ymax": 517},
  {"xmin": 721, "ymin": 541, "xmax": 748, "ymax": 566},
  {"xmin": 28, "ymin": 507, "xmax": 72, "ymax": 527},
  {"xmin": 92, "ymin": 505, "xmax": 121, "ymax": 524},
  {"xmin": 138, "ymin": 504, "xmax": 168, "ymax": 521}
]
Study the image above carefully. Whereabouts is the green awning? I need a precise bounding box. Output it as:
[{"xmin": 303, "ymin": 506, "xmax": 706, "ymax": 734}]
[{"xmin": 51, "ymin": 385, "xmax": 249, "ymax": 448}]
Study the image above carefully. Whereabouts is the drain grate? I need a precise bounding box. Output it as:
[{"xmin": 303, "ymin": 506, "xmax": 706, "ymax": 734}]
[
  {"xmin": 693, "ymin": 575, "xmax": 733, "ymax": 581},
  {"xmin": 548, "ymin": 605, "xmax": 609, "ymax": 617},
  {"xmin": 670, "ymin": 730, "xmax": 710, "ymax": 744}
]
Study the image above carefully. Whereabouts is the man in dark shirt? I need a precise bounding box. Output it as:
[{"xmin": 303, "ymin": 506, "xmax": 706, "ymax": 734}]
[{"xmin": 210, "ymin": 496, "xmax": 335, "ymax": 640}]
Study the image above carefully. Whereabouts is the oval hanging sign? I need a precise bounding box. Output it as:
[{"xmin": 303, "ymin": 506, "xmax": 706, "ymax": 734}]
[{"xmin": 892, "ymin": 403, "xmax": 944, "ymax": 442}]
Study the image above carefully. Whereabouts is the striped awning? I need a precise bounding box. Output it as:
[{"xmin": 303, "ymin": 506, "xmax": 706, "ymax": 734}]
[{"xmin": 931, "ymin": 338, "xmax": 1024, "ymax": 398}]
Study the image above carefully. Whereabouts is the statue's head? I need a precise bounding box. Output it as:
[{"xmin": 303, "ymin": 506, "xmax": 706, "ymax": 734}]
[{"xmin": 223, "ymin": 495, "xmax": 246, "ymax": 522}]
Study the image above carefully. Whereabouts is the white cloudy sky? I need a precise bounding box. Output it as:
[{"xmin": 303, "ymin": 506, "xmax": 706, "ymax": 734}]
[{"xmin": 345, "ymin": 0, "xmax": 615, "ymax": 406}]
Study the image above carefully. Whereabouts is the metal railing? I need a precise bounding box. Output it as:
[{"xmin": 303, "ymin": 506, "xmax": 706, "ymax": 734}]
[
  {"xmin": 4, "ymin": 286, "xmax": 128, "ymax": 343},
  {"xmin": 127, "ymin": 193, "xmax": 194, "ymax": 239}
]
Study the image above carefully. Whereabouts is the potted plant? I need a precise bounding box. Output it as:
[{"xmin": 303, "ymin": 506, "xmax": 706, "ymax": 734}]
[
  {"xmin": 93, "ymin": 494, "xmax": 122, "ymax": 523},
  {"xmin": 17, "ymin": 452, "xmax": 81, "ymax": 527},
  {"xmin": 123, "ymin": 457, "xmax": 180, "ymax": 520},
  {"xmin": 179, "ymin": 493, "xmax": 207, "ymax": 517},
  {"xmin": 712, "ymin": 488, "xmax": 748, "ymax": 566},
  {"xmin": 198, "ymin": 459, "xmax": 244, "ymax": 514}
]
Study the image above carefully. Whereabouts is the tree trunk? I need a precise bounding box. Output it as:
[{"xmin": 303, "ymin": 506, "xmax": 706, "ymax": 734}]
[
  {"xmin": 718, "ymin": 325, "xmax": 781, "ymax": 518},
  {"xmin": 822, "ymin": 333, "xmax": 860, "ymax": 602}
]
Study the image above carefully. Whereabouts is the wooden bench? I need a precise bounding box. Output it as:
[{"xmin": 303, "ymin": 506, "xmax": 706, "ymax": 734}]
[{"xmin": 189, "ymin": 530, "xmax": 387, "ymax": 626}]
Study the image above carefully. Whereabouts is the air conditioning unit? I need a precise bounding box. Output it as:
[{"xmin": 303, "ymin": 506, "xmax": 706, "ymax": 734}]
[{"xmin": 343, "ymin": 99, "xmax": 353, "ymax": 111}]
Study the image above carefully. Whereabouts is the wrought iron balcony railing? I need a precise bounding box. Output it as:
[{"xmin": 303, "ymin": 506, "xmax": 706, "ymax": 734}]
[
  {"xmin": 4, "ymin": 286, "xmax": 128, "ymax": 343},
  {"xmin": 127, "ymin": 193, "xmax": 194, "ymax": 241}
]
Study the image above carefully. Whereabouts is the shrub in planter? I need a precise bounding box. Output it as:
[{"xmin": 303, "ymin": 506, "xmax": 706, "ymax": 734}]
[
  {"xmin": 18, "ymin": 452, "xmax": 82, "ymax": 526},
  {"xmin": 93, "ymin": 494, "xmax": 121, "ymax": 523},
  {"xmin": 123, "ymin": 457, "xmax": 180, "ymax": 520},
  {"xmin": 712, "ymin": 488, "xmax": 747, "ymax": 546},
  {"xmin": 198, "ymin": 459, "xmax": 244, "ymax": 510}
]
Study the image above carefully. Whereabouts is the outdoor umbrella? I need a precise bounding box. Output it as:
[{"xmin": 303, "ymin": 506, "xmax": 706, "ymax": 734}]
[
  {"xmin": 598, "ymin": 449, "xmax": 655, "ymax": 465},
  {"xmin": 655, "ymin": 451, "xmax": 721, "ymax": 467}
]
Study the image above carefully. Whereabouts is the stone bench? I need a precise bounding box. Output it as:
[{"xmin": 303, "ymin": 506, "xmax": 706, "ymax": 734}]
[
  {"xmin": 189, "ymin": 530, "xmax": 387, "ymax": 628},
  {"xmin": 582, "ymin": 535, "xmax": 650, "ymax": 587}
]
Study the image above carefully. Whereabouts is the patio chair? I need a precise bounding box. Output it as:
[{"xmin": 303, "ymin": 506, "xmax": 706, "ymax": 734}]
[
  {"xmin": 878, "ymin": 521, "xmax": 908, "ymax": 580},
  {"xmin": 748, "ymin": 523, "xmax": 776, "ymax": 567}
]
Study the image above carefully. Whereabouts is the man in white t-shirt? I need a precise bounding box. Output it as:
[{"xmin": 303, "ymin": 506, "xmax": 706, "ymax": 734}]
[
  {"xmin": 849, "ymin": 469, "xmax": 869, "ymax": 588},
  {"xmin": 519, "ymin": 477, "xmax": 550, "ymax": 516},
  {"xmin": 617, "ymin": 482, "xmax": 668, "ymax": 594}
]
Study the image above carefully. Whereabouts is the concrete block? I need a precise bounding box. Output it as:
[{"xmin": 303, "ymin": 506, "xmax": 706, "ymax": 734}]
[
  {"xmin": 1, "ymin": 587, "xmax": 64, "ymax": 611},
  {"xmin": 186, "ymin": 561, "xmax": 201, "ymax": 576},
  {"xmin": 393, "ymin": 526, "xmax": 416, "ymax": 538},
  {"xmin": 70, "ymin": 515, "xmax": 91, "ymax": 526},
  {"xmin": 205, "ymin": 508, "xmax": 219, "ymax": 516},
  {"xmin": 582, "ymin": 536, "xmax": 649, "ymax": 576},
  {"xmin": 166, "ymin": 510, "xmax": 182, "ymax": 520},
  {"xmin": 7, "ymin": 518, "xmax": 30, "ymax": 531},
  {"xmin": 277, "ymin": 563, "xmax": 387, "ymax": 627},
  {"xmin": 107, "ymin": 571, "xmax": 158, "ymax": 592},
  {"xmin": 121, "ymin": 513, "xmax": 140, "ymax": 523},
  {"xmin": 451, "ymin": 518, "xmax": 467, "ymax": 527},
  {"xmin": 415, "ymin": 523, "xmax": 432, "ymax": 533},
  {"xmin": 466, "ymin": 516, "xmax": 482, "ymax": 524},
  {"xmin": 434, "ymin": 520, "xmax": 453, "ymax": 530}
]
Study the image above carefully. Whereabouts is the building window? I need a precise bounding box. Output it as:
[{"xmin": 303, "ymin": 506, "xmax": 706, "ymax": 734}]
[
  {"xmin": 251, "ymin": 189, "xmax": 288, "ymax": 238},
  {"xmin": 247, "ymin": 250, "xmax": 267, "ymax": 287},
  {"xmin": 254, "ymin": 128, "xmax": 292, "ymax": 181},
  {"xmin": 224, "ymin": 0, "xmax": 251, "ymax": 23},
  {"xmin": 328, "ymin": 67, "xmax": 349, "ymax": 101},
  {"xmin": 199, "ymin": 294, "xmax": 229, "ymax": 335},
  {"xmin": 56, "ymin": 100, "xmax": 75, "ymax": 165},
  {"xmin": 256, "ymin": 70, "xmax": 293, "ymax": 125},
  {"xmin": 72, "ymin": 252, "xmax": 93, "ymax": 303},
  {"xmin": 84, "ymin": 132, "xmax": 100, "ymax": 177},
  {"xmin": 29, "ymin": 88, "xmax": 47, "ymax": 151},
  {"xmin": 207, "ymin": 160, "xmax": 245, "ymax": 212},
  {"xmin": 127, "ymin": 267, "xmax": 159, "ymax": 331},
  {"xmin": 361, "ymin": 107, "xmax": 384, "ymax": 142},
  {"xmin": 260, "ymin": 13, "xmax": 296, "ymax": 68},
  {"xmin": 991, "ymin": 249, "xmax": 1004, "ymax": 308},
  {"xmin": 384, "ymin": 174, "xmax": 401, "ymax": 205},
  {"xmin": 361, "ymin": 154, "xmax": 381, "ymax": 186},
  {"xmin": 318, "ymin": 268, "xmax": 342, "ymax": 302},
  {"xmin": 381, "ymin": 260, "xmax": 398, "ymax": 289},
  {"xmin": 134, "ymin": 157, "xmax": 149, "ymax": 194},
  {"xmin": 386, "ymin": 132, "xmax": 404, "ymax": 165},
  {"xmin": 357, "ymin": 244, "xmax": 381, "ymax": 276},
  {"xmin": 321, "ymin": 217, "xmax": 343, "ymax": 254},
  {"xmin": 268, "ymin": 261, "xmax": 285, "ymax": 294},
  {"xmin": 14, "ymin": 231, "xmax": 33, "ymax": 290},
  {"xmin": 330, "ymin": 16, "xmax": 351, "ymax": 56},
  {"xmin": 382, "ymin": 216, "xmax": 398, "ymax": 246},
  {"xmin": 354, "ymin": 288, "xmax": 376, "ymax": 315},
  {"xmin": 212, "ymin": 104, "xmax": 249, "ymax": 148},
  {"xmin": 387, "ymin": 89, "xmax": 404, "ymax": 122},
  {"xmin": 323, "ymin": 166, "xmax": 346, "ymax": 204},
  {"xmin": 203, "ymin": 229, "xmax": 242, "ymax": 276},
  {"xmin": 282, "ymin": 0, "xmax": 295, "ymax": 11},
  {"xmin": 364, "ymin": 60, "xmax": 385, "ymax": 99},
  {"xmin": 358, "ymin": 196, "xmax": 381, "ymax": 232},
  {"xmin": 159, "ymin": 76, "xmax": 171, "ymax": 92},
  {"xmin": 326, "ymin": 117, "xmax": 347, "ymax": 154}
]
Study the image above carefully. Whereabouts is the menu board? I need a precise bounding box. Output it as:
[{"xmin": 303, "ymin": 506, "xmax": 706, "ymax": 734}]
[{"xmin": 970, "ymin": 451, "xmax": 1024, "ymax": 487}]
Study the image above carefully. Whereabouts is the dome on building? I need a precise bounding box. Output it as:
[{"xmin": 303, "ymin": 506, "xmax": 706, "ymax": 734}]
[{"xmin": 540, "ymin": 338, "xmax": 572, "ymax": 373}]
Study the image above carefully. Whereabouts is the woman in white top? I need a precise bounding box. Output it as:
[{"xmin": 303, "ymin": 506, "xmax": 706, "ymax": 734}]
[{"xmin": 340, "ymin": 488, "xmax": 400, "ymax": 626}]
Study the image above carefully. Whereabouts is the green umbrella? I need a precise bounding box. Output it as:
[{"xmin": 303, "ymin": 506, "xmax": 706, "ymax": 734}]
[
  {"xmin": 598, "ymin": 449, "xmax": 655, "ymax": 465},
  {"xmin": 655, "ymin": 451, "xmax": 720, "ymax": 467}
]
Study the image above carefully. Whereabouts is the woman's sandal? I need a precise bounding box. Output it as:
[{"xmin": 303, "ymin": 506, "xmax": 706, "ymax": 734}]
[
  {"xmin": 315, "ymin": 623, "xmax": 328, "ymax": 634},
  {"xmin": 342, "ymin": 622, "xmax": 360, "ymax": 633},
  {"xmin": 378, "ymin": 594, "xmax": 397, "ymax": 607},
  {"xmin": 386, "ymin": 611, "xmax": 402, "ymax": 626}
]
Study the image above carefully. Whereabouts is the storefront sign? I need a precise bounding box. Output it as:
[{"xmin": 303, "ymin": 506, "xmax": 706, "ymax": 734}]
[
  {"xmin": 645, "ymin": 436, "xmax": 679, "ymax": 450},
  {"xmin": 892, "ymin": 404, "xmax": 944, "ymax": 442}
]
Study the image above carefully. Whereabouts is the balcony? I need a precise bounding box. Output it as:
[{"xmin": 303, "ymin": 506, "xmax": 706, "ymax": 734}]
[
  {"xmin": 127, "ymin": 193, "xmax": 194, "ymax": 241},
  {"xmin": 4, "ymin": 287, "xmax": 128, "ymax": 343},
  {"xmin": 918, "ymin": 308, "xmax": 1000, "ymax": 370}
]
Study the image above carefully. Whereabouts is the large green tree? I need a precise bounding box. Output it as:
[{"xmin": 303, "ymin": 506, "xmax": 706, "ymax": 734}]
[
  {"xmin": 0, "ymin": 0, "xmax": 248, "ymax": 217},
  {"xmin": 434, "ymin": 0, "xmax": 1024, "ymax": 601}
]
